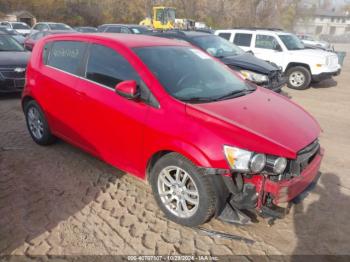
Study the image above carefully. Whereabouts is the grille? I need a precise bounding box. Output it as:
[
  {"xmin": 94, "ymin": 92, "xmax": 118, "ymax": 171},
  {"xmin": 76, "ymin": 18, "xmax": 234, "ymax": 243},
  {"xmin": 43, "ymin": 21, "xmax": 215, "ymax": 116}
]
[
  {"xmin": 289, "ymin": 140, "xmax": 320, "ymax": 177},
  {"xmin": 0, "ymin": 67, "xmax": 26, "ymax": 80}
]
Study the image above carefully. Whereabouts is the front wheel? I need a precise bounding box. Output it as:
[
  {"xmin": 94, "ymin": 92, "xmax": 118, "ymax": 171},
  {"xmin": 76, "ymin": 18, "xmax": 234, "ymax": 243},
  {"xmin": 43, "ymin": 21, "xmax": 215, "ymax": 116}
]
[
  {"xmin": 286, "ymin": 66, "xmax": 311, "ymax": 90},
  {"xmin": 150, "ymin": 153, "xmax": 218, "ymax": 227}
]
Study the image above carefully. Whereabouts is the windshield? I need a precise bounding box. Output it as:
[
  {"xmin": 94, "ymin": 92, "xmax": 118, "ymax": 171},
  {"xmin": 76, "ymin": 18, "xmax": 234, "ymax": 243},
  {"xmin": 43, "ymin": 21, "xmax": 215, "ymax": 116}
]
[
  {"xmin": 12, "ymin": 23, "xmax": 30, "ymax": 30},
  {"xmin": 279, "ymin": 34, "xmax": 304, "ymax": 50},
  {"xmin": 0, "ymin": 35, "xmax": 25, "ymax": 51},
  {"xmin": 49, "ymin": 23, "xmax": 72, "ymax": 31},
  {"xmin": 131, "ymin": 26, "xmax": 151, "ymax": 34},
  {"xmin": 134, "ymin": 46, "xmax": 251, "ymax": 103},
  {"xmin": 192, "ymin": 35, "xmax": 244, "ymax": 57}
]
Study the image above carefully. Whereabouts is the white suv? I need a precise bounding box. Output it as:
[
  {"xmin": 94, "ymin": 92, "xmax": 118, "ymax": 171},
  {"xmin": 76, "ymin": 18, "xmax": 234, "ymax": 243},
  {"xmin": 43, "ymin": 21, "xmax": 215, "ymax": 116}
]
[{"xmin": 215, "ymin": 29, "xmax": 341, "ymax": 90}]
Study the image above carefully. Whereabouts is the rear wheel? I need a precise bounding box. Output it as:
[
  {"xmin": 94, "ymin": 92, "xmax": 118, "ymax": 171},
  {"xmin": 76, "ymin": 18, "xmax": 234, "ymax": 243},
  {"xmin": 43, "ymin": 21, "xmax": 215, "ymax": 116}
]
[
  {"xmin": 24, "ymin": 100, "xmax": 56, "ymax": 145},
  {"xmin": 150, "ymin": 153, "xmax": 217, "ymax": 227},
  {"xmin": 286, "ymin": 66, "xmax": 311, "ymax": 90}
]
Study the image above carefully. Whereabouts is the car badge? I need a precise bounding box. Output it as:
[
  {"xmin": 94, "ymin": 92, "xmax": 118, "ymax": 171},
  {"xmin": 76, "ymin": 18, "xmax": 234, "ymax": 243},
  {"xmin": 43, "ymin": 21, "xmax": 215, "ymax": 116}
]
[{"xmin": 14, "ymin": 67, "xmax": 26, "ymax": 73}]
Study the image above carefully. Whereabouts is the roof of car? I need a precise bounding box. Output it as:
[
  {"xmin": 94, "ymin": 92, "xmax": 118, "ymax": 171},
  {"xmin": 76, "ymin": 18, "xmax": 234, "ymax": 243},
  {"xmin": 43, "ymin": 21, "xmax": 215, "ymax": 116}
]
[
  {"xmin": 217, "ymin": 28, "xmax": 292, "ymax": 35},
  {"xmin": 44, "ymin": 33, "xmax": 191, "ymax": 48}
]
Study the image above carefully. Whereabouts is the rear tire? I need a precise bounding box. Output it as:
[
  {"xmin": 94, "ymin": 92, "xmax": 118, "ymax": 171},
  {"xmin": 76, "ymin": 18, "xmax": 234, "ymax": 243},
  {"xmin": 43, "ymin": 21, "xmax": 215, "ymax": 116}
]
[
  {"xmin": 286, "ymin": 66, "xmax": 311, "ymax": 90},
  {"xmin": 150, "ymin": 153, "xmax": 217, "ymax": 227},
  {"xmin": 24, "ymin": 100, "xmax": 56, "ymax": 145}
]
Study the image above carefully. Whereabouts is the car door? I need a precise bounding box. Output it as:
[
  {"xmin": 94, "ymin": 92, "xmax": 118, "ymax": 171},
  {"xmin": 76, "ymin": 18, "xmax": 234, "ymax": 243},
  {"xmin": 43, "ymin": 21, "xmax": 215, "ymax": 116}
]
[
  {"xmin": 39, "ymin": 40, "xmax": 91, "ymax": 149},
  {"xmin": 75, "ymin": 43, "xmax": 151, "ymax": 174},
  {"xmin": 251, "ymin": 34, "xmax": 284, "ymax": 67}
]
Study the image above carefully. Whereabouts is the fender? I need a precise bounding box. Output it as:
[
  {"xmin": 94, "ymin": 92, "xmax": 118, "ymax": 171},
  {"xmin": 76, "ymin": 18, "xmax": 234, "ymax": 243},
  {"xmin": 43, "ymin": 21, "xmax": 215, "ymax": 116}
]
[{"xmin": 141, "ymin": 139, "xmax": 214, "ymax": 180}]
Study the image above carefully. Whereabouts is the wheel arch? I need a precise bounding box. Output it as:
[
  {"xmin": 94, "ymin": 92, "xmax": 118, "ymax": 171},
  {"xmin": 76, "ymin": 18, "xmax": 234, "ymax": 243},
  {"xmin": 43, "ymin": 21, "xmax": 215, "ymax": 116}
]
[
  {"xmin": 21, "ymin": 95, "xmax": 35, "ymax": 111},
  {"xmin": 144, "ymin": 144, "xmax": 213, "ymax": 182},
  {"xmin": 285, "ymin": 62, "xmax": 311, "ymax": 73}
]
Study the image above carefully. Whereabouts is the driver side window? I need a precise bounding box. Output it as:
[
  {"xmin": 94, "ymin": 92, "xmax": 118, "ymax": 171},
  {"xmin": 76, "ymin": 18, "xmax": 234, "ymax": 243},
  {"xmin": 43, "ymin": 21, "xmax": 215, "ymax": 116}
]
[
  {"xmin": 255, "ymin": 35, "xmax": 279, "ymax": 50},
  {"xmin": 85, "ymin": 44, "xmax": 140, "ymax": 88}
]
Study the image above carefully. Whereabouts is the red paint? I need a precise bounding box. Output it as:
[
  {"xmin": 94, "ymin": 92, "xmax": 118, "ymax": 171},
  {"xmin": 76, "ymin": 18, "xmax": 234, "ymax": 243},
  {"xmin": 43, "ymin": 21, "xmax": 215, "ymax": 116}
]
[
  {"xmin": 22, "ymin": 34, "xmax": 323, "ymax": 209},
  {"xmin": 264, "ymin": 148, "xmax": 324, "ymax": 204}
]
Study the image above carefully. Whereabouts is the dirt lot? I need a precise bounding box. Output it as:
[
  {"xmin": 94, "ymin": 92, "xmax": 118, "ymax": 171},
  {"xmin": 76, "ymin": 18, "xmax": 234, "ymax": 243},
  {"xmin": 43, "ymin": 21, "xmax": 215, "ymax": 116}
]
[{"xmin": 1, "ymin": 44, "xmax": 350, "ymax": 257}]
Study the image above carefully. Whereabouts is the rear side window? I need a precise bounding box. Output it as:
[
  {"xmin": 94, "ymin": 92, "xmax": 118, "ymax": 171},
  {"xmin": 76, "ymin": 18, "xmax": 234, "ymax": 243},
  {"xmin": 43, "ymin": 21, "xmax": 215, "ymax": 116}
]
[
  {"xmin": 218, "ymin": 33, "xmax": 231, "ymax": 41},
  {"xmin": 47, "ymin": 41, "xmax": 87, "ymax": 74},
  {"xmin": 233, "ymin": 33, "xmax": 252, "ymax": 47},
  {"xmin": 86, "ymin": 44, "xmax": 140, "ymax": 88}
]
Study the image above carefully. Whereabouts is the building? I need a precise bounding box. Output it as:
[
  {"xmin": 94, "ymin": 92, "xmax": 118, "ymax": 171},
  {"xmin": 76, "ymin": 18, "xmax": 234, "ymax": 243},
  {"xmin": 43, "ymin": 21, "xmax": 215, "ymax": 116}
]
[
  {"xmin": 294, "ymin": 9, "xmax": 350, "ymax": 35},
  {"xmin": 0, "ymin": 11, "xmax": 36, "ymax": 27}
]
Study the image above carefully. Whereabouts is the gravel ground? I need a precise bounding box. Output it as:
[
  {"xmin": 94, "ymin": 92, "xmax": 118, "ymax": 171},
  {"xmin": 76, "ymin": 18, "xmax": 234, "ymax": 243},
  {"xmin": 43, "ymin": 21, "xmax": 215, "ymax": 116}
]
[{"xmin": 0, "ymin": 44, "xmax": 349, "ymax": 257}]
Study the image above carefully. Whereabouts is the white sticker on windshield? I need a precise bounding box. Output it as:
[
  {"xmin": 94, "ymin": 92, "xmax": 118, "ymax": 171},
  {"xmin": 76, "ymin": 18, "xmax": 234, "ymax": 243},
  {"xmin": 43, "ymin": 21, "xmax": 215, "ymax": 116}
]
[{"xmin": 190, "ymin": 48, "xmax": 211, "ymax": 59}]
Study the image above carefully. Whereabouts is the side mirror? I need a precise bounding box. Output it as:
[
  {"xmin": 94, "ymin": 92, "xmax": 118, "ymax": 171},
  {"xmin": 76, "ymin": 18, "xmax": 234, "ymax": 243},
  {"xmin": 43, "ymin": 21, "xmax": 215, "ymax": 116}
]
[{"xmin": 115, "ymin": 80, "xmax": 140, "ymax": 100}]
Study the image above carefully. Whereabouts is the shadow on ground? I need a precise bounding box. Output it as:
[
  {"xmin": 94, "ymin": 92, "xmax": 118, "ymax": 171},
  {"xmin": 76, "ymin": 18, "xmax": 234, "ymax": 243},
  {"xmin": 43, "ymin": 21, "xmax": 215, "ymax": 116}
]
[
  {"xmin": 310, "ymin": 78, "xmax": 338, "ymax": 89},
  {"xmin": 0, "ymin": 96, "xmax": 127, "ymax": 254},
  {"xmin": 293, "ymin": 173, "xmax": 350, "ymax": 256}
]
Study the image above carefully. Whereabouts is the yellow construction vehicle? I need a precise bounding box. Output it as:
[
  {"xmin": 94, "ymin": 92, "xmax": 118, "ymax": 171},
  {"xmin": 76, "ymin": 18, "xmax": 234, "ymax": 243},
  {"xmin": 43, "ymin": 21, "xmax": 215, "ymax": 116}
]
[{"xmin": 140, "ymin": 6, "xmax": 176, "ymax": 30}]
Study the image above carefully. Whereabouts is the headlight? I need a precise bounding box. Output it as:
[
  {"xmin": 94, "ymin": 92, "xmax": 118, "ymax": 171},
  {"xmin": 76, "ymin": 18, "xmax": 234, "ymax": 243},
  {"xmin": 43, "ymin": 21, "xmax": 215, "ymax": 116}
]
[
  {"xmin": 273, "ymin": 157, "xmax": 287, "ymax": 174},
  {"xmin": 240, "ymin": 70, "xmax": 268, "ymax": 84},
  {"xmin": 250, "ymin": 154, "xmax": 266, "ymax": 173},
  {"xmin": 223, "ymin": 146, "xmax": 266, "ymax": 173}
]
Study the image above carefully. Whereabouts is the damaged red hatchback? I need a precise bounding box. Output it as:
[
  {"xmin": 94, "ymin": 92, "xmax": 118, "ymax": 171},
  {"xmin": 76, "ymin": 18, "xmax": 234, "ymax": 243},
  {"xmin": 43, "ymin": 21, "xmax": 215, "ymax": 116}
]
[{"xmin": 22, "ymin": 34, "xmax": 323, "ymax": 226}]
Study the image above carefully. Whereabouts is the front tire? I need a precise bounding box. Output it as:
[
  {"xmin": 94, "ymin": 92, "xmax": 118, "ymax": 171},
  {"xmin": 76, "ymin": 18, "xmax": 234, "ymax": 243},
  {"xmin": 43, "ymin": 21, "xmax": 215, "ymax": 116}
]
[
  {"xmin": 286, "ymin": 66, "xmax": 311, "ymax": 90},
  {"xmin": 24, "ymin": 100, "xmax": 56, "ymax": 145},
  {"xmin": 150, "ymin": 153, "xmax": 217, "ymax": 227}
]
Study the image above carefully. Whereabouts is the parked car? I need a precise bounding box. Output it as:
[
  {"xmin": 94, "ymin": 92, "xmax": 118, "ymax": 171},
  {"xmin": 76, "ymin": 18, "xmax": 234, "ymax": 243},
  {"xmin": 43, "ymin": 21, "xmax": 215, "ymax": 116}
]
[
  {"xmin": 215, "ymin": 28, "xmax": 341, "ymax": 90},
  {"xmin": 0, "ymin": 21, "xmax": 31, "ymax": 36},
  {"xmin": 97, "ymin": 24, "xmax": 152, "ymax": 34},
  {"xmin": 24, "ymin": 30, "xmax": 75, "ymax": 51},
  {"xmin": 22, "ymin": 33, "xmax": 323, "ymax": 226},
  {"xmin": 151, "ymin": 30, "xmax": 285, "ymax": 92},
  {"xmin": 0, "ymin": 26, "xmax": 26, "ymax": 45},
  {"xmin": 31, "ymin": 22, "xmax": 74, "ymax": 33},
  {"xmin": 0, "ymin": 32, "xmax": 30, "ymax": 93},
  {"xmin": 74, "ymin": 26, "xmax": 98, "ymax": 33},
  {"xmin": 296, "ymin": 34, "xmax": 331, "ymax": 50}
]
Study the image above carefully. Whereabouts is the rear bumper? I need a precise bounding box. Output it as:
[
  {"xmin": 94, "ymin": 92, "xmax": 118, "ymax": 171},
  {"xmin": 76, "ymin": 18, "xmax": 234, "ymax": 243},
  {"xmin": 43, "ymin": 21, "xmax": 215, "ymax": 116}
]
[
  {"xmin": 312, "ymin": 69, "xmax": 341, "ymax": 82},
  {"xmin": 263, "ymin": 148, "xmax": 324, "ymax": 204}
]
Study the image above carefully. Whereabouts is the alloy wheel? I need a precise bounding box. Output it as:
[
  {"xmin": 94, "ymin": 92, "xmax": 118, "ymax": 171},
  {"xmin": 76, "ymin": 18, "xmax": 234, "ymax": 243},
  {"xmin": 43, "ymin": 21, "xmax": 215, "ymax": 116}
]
[
  {"xmin": 157, "ymin": 166, "xmax": 199, "ymax": 218},
  {"xmin": 27, "ymin": 106, "xmax": 44, "ymax": 140}
]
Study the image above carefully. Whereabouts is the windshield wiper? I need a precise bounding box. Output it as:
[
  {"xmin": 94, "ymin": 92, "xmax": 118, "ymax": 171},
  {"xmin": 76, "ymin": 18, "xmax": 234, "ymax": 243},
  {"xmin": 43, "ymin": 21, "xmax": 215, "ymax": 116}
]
[
  {"xmin": 214, "ymin": 89, "xmax": 255, "ymax": 101},
  {"xmin": 179, "ymin": 97, "xmax": 215, "ymax": 103}
]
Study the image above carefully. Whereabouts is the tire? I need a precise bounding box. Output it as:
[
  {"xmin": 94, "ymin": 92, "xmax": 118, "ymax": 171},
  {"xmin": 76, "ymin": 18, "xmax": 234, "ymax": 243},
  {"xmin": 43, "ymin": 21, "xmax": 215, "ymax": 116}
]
[
  {"xmin": 150, "ymin": 153, "xmax": 217, "ymax": 227},
  {"xmin": 286, "ymin": 66, "xmax": 311, "ymax": 90},
  {"xmin": 24, "ymin": 100, "xmax": 56, "ymax": 145}
]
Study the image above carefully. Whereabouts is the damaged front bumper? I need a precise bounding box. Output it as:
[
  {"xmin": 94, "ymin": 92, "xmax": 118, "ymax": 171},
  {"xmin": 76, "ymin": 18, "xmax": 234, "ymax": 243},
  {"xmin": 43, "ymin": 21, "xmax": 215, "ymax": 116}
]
[{"xmin": 205, "ymin": 147, "xmax": 324, "ymax": 224}]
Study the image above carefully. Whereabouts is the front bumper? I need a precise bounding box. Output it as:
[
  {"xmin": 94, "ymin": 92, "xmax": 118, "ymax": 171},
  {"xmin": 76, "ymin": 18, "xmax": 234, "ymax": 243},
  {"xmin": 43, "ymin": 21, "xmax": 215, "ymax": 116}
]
[
  {"xmin": 0, "ymin": 69, "xmax": 25, "ymax": 93},
  {"xmin": 262, "ymin": 72, "xmax": 286, "ymax": 93},
  {"xmin": 312, "ymin": 69, "xmax": 341, "ymax": 82},
  {"xmin": 263, "ymin": 148, "xmax": 324, "ymax": 205}
]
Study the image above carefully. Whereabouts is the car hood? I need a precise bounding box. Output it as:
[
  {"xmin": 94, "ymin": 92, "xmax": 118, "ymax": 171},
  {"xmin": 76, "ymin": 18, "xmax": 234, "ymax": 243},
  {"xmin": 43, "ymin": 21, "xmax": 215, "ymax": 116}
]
[
  {"xmin": 186, "ymin": 88, "xmax": 320, "ymax": 158},
  {"xmin": 288, "ymin": 48, "xmax": 333, "ymax": 58},
  {"xmin": 0, "ymin": 51, "xmax": 30, "ymax": 67},
  {"xmin": 221, "ymin": 53, "xmax": 278, "ymax": 74}
]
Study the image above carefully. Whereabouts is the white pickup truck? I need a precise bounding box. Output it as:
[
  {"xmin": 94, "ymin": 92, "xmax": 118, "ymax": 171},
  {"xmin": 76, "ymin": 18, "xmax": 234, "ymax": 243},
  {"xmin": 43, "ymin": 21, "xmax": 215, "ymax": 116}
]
[{"xmin": 215, "ymin": 29, "xmax": 341, "ymax": 90}]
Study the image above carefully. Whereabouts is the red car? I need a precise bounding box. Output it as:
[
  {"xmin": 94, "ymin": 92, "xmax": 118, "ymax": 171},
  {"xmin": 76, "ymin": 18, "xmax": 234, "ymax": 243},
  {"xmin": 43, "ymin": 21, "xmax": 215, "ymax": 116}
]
[{"xmin": 22, "ymin": 33, "xmax": 323, "ymax": 226}]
